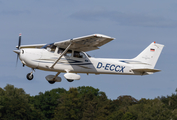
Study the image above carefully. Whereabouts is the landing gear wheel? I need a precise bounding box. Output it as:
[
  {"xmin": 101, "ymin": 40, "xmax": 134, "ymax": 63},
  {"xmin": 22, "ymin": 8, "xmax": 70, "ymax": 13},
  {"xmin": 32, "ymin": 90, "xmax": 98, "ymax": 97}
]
[
  {"xmin": 26, "ymin": 73, "xmax": 34, "ymax": 80},
  {"xmin": 67, "ymin": 79, "xmax": 74, "ymax": 82},
  {"xmin": 48, "ymin": 81, "xmax": 55, "ymax": 84}
]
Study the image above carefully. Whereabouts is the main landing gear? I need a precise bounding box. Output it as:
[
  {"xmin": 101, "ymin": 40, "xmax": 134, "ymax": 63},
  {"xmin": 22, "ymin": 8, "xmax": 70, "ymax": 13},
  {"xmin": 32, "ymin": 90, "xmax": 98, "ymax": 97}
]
[{"xmin": 45, "ymin": 72, "xmax": 61, "ymax": 84}]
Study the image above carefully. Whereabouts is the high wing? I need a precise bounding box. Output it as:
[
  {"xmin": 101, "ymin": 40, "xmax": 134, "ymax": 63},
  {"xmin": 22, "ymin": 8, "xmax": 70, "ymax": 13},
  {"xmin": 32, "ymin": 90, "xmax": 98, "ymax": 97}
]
[
  {"xmin": 18, "ymin": 34, "xmax": 114, "ymax": 51},
  {"xmin": 54, "ymin": 34, "xmax": 114, "ymax": 52},
  {"xmin": 18, "ymin": 44, "xmax": 46, "ymax": 49}
]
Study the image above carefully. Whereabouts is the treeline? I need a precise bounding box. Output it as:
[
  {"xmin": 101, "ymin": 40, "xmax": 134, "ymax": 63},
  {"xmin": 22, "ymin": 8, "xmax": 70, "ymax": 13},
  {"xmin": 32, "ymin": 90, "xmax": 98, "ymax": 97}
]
[{"xmin": 0, "ymin": 84, "xmax": 177, "ymax": 120}]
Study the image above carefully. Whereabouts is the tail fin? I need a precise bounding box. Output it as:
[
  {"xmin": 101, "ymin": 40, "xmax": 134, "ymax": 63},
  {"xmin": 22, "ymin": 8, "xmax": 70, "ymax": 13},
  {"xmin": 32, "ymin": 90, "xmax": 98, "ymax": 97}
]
[{"xmin": 133, "ymin": 42, "xmax": 164, "ymax": 69}]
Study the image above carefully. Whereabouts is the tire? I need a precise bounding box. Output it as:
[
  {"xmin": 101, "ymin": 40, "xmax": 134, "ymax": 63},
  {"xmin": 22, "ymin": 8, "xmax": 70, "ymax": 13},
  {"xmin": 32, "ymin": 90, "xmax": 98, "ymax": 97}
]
[
  {"xmin": 26, "ymin": 73, "xmax": 34, "ymax": 80},
  {"xmin": 67, "ymin": 79, "xmax": 74, "ymax": 82},
  {"xmin": 48, "ymin": 81, "xmax": 55, "ymax": 84}
]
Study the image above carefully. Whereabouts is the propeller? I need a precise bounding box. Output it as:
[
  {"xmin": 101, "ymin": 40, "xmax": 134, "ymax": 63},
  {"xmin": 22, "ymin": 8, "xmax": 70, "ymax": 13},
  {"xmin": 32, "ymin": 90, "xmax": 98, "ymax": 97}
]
[
  {"xmin": 14, "ymin": 33, "xmax": 22, "ymax": 66},
  {"xmin": 17, "ymin": 33, "xmax": 21, "ymax": 50}
]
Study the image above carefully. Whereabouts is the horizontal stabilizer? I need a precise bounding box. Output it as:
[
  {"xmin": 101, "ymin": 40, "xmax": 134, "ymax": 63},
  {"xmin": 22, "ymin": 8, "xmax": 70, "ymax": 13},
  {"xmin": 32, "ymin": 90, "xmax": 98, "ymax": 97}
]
[{"xmin": 132, "ymin": 68, "xmax": 161, "ymax": 73}]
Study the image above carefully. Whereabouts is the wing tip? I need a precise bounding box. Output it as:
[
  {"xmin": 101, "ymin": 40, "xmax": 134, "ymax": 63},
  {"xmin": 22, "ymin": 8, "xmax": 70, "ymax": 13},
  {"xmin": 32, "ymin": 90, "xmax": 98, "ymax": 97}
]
[{"xmin": 94, "ymin": 34, "xmax": 114, "ymax": 39}]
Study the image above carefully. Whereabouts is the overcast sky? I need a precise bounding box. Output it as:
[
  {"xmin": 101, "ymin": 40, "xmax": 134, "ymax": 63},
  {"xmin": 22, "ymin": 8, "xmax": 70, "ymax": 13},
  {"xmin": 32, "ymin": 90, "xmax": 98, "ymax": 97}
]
[{"xmin": 1, "ymin": 0, "xmax": 177, "ymax": 100}]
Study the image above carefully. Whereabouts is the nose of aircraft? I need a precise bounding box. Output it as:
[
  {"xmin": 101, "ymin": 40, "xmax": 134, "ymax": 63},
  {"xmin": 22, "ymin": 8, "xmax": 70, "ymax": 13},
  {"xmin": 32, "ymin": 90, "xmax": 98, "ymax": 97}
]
[
  {"xmin": 13, "ymin": 50, "xmax": 21, "ymax": 54},
  {"xmin": 13, "ymin": 49, "xmax": 23, "ymax": 66},
  {"xmin": 17, "ymin": 49, "xmax": 42, "ymax": 68}
]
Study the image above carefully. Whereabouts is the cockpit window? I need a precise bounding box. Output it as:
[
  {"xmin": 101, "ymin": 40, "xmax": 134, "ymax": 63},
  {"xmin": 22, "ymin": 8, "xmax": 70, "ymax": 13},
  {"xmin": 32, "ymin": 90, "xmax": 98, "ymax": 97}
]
[
  {"xmin": 41, "ymin": 43, "xmax": 56, "ymax": 53},
  {"xmin": 58, "ymin": 48, "xmax": 65, "ymax": 54},
  {"xmin": 74, "ymin": 51, "xmax": 86, "ymax": 58}
]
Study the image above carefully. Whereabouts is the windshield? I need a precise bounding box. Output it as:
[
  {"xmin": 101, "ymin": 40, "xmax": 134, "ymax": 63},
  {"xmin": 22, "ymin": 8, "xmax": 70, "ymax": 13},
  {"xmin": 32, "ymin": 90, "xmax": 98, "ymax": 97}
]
[
  {"xmin": 41, "ymin": 43, "xmax": 54, "ymax": 49},
  {"xmin": 86, "ymin": 53, "xmax": 91, "ymax": 58},
  {"xmin": 41, "ymin": 43, "xmax": 56, "ymax": 53}
]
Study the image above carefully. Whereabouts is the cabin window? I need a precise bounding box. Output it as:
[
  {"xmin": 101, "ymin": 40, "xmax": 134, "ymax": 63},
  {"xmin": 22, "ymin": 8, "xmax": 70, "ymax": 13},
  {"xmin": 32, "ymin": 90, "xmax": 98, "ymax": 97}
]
[
  {"xmin": 74, "ymin": 51, "xmax": 86, "ymax": 58},
  {"xmin": 65, "ymin": 50, "xmax": 72, "ymax": 57},
  {"xmin": 58, "ymin": 48, "xmax": 72, "ymax": 57}
]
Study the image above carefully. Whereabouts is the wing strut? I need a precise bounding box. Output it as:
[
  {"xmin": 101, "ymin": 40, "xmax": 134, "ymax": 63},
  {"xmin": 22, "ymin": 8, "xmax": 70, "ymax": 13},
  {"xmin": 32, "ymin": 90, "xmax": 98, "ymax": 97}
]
[{"xmin": 50, "ymin": 40, "xmax": 73, "ymax": 68}]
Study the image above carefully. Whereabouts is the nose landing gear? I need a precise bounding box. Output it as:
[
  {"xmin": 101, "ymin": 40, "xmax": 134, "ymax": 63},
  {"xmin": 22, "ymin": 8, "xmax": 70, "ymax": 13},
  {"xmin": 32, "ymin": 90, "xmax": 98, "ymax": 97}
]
[
  {"xmin": 26, "ymin": 69, "xmax": 35, "ymax": 80},
  {"xmin": 26, "ymin": 73, "xmax": 33, "ymax": 80}
]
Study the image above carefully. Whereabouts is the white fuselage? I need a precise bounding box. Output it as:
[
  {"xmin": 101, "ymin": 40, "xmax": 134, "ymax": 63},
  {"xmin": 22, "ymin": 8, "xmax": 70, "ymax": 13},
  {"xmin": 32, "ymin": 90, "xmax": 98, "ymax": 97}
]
[
  {"xmin": 19, "ymin": 48, "xmax": 145, "ymax": 76},
  {"xmin": 14, "ymin": 33, "xmax": 164, "ymax": 82}
]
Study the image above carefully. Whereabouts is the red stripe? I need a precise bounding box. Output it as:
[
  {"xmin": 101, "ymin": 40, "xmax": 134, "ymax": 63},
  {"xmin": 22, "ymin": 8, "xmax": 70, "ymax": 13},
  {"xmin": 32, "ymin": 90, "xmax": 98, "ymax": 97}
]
[{"xmin": 150, "ymin": 49, "xmax": 155, "ymax": 51}]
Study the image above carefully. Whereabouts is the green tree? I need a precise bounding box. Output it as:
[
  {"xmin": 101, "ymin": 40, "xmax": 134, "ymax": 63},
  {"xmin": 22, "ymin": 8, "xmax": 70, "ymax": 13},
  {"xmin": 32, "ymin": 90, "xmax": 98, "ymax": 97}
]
[
  {"xmin": 30, "ymin": 88, "xmax": 66, "ymax": 119},
  {"xmin": 107, "ymin": 95, "xmax": 138, "ymax": 120},
  {"xmin": 128, "ymin": 98, "xmax": 172, "ymax": 120},
  {"xmin": 122, "ymin": 112, "xmax": 136, "ymax": 120},
  {"xmin": 106, "ymin": 110, "xmax": 124, "ymax": 120},
  {"xmin": 82, "ymin": 91, "xmax": 111, "ymax": 120},
  {"xmin": 53, "ymin": 86, "xmax": 111, "ymax": 120},
  {"xmin": 53, "ymin": 87, "xmax": 82, "ymax": 120},
  {"xmin": 0, "ymin": 84, "xmax": 45, "ymax": 120}
]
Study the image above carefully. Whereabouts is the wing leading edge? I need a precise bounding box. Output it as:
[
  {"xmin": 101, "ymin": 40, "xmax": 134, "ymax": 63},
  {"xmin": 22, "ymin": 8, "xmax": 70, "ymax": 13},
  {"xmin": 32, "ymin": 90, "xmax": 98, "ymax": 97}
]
[{"xmin": 18, "ymin": 44, "xmax": 46, "ymax": 49}]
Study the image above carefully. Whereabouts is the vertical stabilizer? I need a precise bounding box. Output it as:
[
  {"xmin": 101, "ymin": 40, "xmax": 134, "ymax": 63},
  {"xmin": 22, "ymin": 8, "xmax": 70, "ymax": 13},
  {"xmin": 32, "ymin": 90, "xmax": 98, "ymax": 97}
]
[{"xmin": 133, "ymin": 42, "xmax": 164, "ymax": 69}]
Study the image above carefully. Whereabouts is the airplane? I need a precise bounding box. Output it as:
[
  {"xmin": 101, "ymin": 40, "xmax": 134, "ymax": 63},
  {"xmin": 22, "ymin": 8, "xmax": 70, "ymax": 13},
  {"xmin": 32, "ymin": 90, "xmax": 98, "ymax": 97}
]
[{"xmin": 13, "ymin": 33, "xmax": 164, "ymax": 84}]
